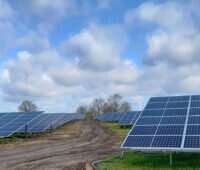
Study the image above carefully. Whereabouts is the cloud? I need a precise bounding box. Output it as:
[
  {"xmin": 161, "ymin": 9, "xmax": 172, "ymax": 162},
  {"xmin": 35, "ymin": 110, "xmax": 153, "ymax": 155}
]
[
  {"xmin": 60, "ymin": 24, "xmax": 127, "ymax": 71},
  {"xmin": 97, "ymin": 0, "xmax": 111, "ymax": 10},
  {"xmin": 125, "ymin": 1, "xmax": 200, "ymax": 66},
  {"xmin": 19, "ymin": 0, "xmax": 77, "ymax": 23},
  {"xmin": 0, "ymin": 0, "xmax": 13, "ymax": 20}
]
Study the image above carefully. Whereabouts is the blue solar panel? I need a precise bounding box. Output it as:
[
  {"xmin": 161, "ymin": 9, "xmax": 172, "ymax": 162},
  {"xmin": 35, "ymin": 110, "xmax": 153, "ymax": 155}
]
[
  {"xmin": 0, "ymin": 112, "xmax": 41, "ymax": 138},
  {"xmin": 149, "ymin": 97, "xmax": 169, "ymax": 103},
  {"xmin": 145, "ymin": 102, "xmax": 167, "ymax": 109},
  {"xmin": 130, "ymin": 126, "xmax": 157, "ymax": 135},
  {"xmin": 141, "ymin": 109, "xmax": 164, "ymax": 117},
  {"xmin": 186, "ymin": 125, "xmax": 200, "ymax": 135},
  {"xmin": 122, "ymin": 95, "xmax": 200, "ymax": 151},
  {"xmin": 123, "ymin": 136, "xmax": 153, "ymax": 147},
  {"xmin": 160, "ymin": 117, "xmax": 186, "ymax": 125},
  {"xmin": 119, "ymin": 111, "xmax": 141, "ymax": 125},
  {"xmin": 163, "ymin": 109, "xmax": 187, "ymax": 116},
  {"xmin": 97, "ymin": 112, "xmax": 125, "ymax": 122},
  {"xmin": 151, "ymin": 136, "xmax": 182, "ymax": 147},
  {"xmin": 188, "ymin": 116, "xmax": 200, "ymax": 124},
  {"xmin": 156, "ymin": 125, "xmax": 184, "ymax": 135},
  {"xmin": 184, "ymin": 136, "xmax": 200, "ymax": 148},
  {"xmin": 191, "ymin": 95, "xmax": 200, "ymax": 101},
  {"xmin": 136, "ymin": 117, "xmax": 161, "ymax": 125},
  {"xmin": 166, "ymin": 102, "xmax": 188, "ymax": 108},
  {"xmin": 169, "ymin": 96, "xmax": 189, "ymax": 102},
  {"xmin": 189, "ymin": 108, "xmax": 200, "ymax": 115},
  {"xmin": 190, "ymin": 101, "xmax": 200, "ymax": 108}
]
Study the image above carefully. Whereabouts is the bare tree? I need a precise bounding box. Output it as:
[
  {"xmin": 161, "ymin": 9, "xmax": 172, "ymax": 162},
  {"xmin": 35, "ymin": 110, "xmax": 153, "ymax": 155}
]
[
  {"xmin": 120, "ymin": 101, "xmax": 131, "ymax": 112},
  {"xmin": 76, "ymin": 105, "xmax": 87, "ymax": 115},
  {"xmin": 18, "ymin": 100, "xmax": 38, "ymax": 112},
  {"xmin": 91, "ymin": 98, "xmax": 105, "ymax": 116},
  {"xmin": 102, "ymin": 102, "xmax": 113, "ymax": 113},
  {"xmin": 107, "ymin": 93, "xmax": 122, "ymax": 112}
]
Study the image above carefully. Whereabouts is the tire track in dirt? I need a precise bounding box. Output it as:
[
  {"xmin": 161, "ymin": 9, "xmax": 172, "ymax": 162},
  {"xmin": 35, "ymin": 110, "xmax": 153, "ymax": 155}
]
[{"xmin": 0, "ymin": 121, "xmax": 122, "ymax": 170}]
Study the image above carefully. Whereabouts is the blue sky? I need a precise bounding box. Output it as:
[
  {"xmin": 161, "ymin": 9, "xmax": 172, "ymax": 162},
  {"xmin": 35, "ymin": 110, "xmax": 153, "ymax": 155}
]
[{"xmin": 0, "ymin": 0, "xmax": 200, "ymax": 112}]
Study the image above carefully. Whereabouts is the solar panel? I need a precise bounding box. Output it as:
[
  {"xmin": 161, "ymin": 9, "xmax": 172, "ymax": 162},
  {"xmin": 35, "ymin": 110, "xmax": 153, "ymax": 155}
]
[
  {"xmin": 119, "ymin": 111, "xmax": 141, "ymax": 125},
  {"xmin": 17, "ymin": 113, "xmax": 85, "ymax": 133},
  {"xmin": 97, "ymin": 112, "xmax": 125, "ymax": 122},
  {"xmin": 122, "ymin": 95, "xmax": 200, "ymax": 151},
  {"xmin": 0, "ymin": 112, "xmax": 42, "ymax": 138}
]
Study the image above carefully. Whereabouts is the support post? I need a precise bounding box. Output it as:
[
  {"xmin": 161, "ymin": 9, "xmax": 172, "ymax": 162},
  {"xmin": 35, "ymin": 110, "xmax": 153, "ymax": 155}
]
[
  {"xmin": 50, "ymin": 124, "xmax": 53, "ymax": 136},
  {"xmin": 170, "ymin": 153, "xmax": 172, "ymax": 165},
  {"xmin": 25, "ymin": 124, "xmax": 28, "ymax": 141}
]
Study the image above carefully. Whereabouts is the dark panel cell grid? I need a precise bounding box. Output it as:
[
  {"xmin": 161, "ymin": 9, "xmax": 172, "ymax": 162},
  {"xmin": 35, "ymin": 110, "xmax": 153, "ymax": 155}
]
[
  {"xmin": 152, "ymin": 136, "xmax": 182, "ymax": 148},
  {"xmin": 184, "ymin": 136, "xmax": 200, "ymax": 148},
  {"xmin": 130, "ymin": 126, "xmax": 157, "ymax": 135},
  {"xmin": 123, "ymin": 136, "xmax": 153, "ymax": 147},
  {"xmin": 156, "ymin": 125, "xmax": 184, "ymax": 135},
  {"xmin": 141, "ymin": 109, "xmax": 164, "ymax": 117}
]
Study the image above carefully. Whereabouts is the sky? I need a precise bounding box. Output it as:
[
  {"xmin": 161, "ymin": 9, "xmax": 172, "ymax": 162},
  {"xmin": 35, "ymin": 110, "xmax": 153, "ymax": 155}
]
[{"xmin": 0, "ymin": 0, "xmax": 200, "ymax": 112}]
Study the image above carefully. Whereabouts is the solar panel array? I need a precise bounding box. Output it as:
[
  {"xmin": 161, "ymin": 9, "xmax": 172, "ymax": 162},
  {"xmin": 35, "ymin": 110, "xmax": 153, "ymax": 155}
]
[
  {"xmin": 18, "ymin": 113, "xmax": 85, "ymax": 133},
  {"xmin": 97, "ymin": 112, "xmax": 125, "ymax": 122},
  {"xmin": 122, "ymin": 95, "xmax": 200, "ymax": 151},
  {"xmin": 0, "ymin": 112, "xmax": 42, "ymax": 138},
  {"xmin": 119, "ymin": 111, "xmax": 141, "ymax": 125},
  {"xmin": 0, "ymin": 112, "xmax": 85, "ymax": 138}
]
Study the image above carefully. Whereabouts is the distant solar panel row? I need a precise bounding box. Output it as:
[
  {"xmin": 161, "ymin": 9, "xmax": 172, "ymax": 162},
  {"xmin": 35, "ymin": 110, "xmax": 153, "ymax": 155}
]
[
  {"xmin": 0, "ymin": 112, "xmax": 84, "ymax": 138},
  {"xmin": 119, "ymin": 111, "xmax": 141, "ymax": 125},
  {"xmin": 122, "ymin": 95, "xmax": 200, "ymax": 151},
  {"xmin": 97, "ymin": 112, "xmax": 125, "ymax": 122}
]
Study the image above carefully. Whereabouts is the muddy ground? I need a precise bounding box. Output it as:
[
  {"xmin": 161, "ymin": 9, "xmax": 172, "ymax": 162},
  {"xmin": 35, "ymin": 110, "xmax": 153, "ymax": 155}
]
[{"xmin": 0, "ymin": 121, "xmax": 123, "ymax": 170}]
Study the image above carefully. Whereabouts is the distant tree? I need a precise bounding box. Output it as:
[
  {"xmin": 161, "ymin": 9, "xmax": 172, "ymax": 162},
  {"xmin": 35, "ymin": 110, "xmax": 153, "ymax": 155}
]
[
  {"xmin": 76, "ymin": 105, "xmax": 87, "ymax": 115},
  {"xmin": 107, "ymin": 93, "xmax": 122, "ymax": 112},
  {"xmin": 18, "ymin": 100, "xmax": 38, "ymax": 112},
  {"xmin": 120, "ymin": 101, "xmax": 131, "ymax": 112},
  {"xmin": 91, "ymin": 98, "xmax": 105, "ymax": 116},
  {"xmin": 102, "ymin": 102, "xmax": 113, "ymax": 113}
]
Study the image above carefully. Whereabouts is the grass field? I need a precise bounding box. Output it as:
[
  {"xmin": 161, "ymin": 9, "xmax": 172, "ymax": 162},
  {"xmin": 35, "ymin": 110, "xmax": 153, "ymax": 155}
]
[
  {"xmin": 99, "ymin": 122, "xmax": 131, "ymax": 140},
  {"xmin": 100, "ymin": 122, "xmax": 200, "ymax": 170}
]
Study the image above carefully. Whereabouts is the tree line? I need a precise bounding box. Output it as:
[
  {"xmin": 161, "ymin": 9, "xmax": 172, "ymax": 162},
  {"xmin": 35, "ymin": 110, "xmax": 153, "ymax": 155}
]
[{"xmin": 76, "ymin": 93, "xmax": 131, "ymax": 119}]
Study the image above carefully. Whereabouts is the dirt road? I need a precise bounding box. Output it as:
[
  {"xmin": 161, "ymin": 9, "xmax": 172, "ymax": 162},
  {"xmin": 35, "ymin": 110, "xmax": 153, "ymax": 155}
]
[{"xmin": 0, "ymin": 121, "xmax": 122, "ymax": 170}]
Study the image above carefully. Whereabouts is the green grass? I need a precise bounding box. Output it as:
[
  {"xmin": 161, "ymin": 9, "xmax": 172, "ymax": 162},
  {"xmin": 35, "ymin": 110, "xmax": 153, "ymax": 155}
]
[
  {"xmin": 99, "ymin": 122, "xmax": 200, "ymax": 170},
  {"xmin": 99, "ymin": 122, "xmax": 131, "ymax": 140},
  {"xmin": 99, "ymin": 152, "xmax": 200, "ymax": 170}
]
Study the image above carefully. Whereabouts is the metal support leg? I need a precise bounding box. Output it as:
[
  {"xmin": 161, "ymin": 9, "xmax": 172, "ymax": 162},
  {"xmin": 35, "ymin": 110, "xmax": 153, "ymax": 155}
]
[
  {"xmin": 25, "ymin": 124, "xmax": 28, "ymax": 141},
  {"xmin": 50, "ymin": 124, "xmax": 53, "ymax": 136},
  {"xmin": 170, "ymin": 153, "xmax": 172, "ymax": 165}
]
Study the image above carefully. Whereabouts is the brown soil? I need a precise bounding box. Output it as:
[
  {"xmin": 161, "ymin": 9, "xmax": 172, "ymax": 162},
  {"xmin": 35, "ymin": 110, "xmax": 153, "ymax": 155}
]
[{"xmin": 0, "ymin": 121, "xmax": 122, "ymax": 170}]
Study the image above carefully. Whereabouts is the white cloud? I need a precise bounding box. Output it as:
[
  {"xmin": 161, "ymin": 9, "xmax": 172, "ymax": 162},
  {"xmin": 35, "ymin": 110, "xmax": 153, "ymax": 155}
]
[
  {"xmin": 125, "ymin": 1, "xmax": 200, "ymax": 66},
  {"xmin": 60, "ymin": 24, "xmax": 127, "ymax": 71},
  {"xmin": 0, "ymin": 0, "xmax": 13, "ymax": 20}
]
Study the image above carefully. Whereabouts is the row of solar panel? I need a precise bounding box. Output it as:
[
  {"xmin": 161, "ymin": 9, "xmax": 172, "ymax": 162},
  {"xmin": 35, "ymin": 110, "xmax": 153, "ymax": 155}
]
[
  {"xmin": 135, "ymin": 116, "xmax": 200, "ymax": 125},
  {"xmin": 0, "ymin": 112, "xmax": 84, "ymax": 138},
  {"xmin": 97, "ymin": 111, "xmax": 141, "ymax": 125},
  {"xmin": 129, "ymin": 125, "xmax": 200, "ymax": 135},
  {"xmin": 140, "ymin": 108, "xmax": 200, "ymax": 117},
  {"xmin": 122, "ymin": 95, "xmax": 200, "ymax": 150},
  {"xmin": 149, "ymin": 95, "xmax": 200, "ymax": 103},
  {"xmin": 123, "ymin": 135, "xmax": 200, "ymax": 148},
  {"xmin": 146, "ymin": 100, "xmax": 200, "ymax": 109}
]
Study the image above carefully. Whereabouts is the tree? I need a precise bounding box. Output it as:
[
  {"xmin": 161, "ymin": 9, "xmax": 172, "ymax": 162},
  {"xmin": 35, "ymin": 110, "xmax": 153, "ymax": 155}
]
[
  {"xmin": 91, "ymin": 98, "xmax": 105, "ymax": 116},
  {"xmin": 18, "ymin": 100, "xmax": 38, "ymax": 112},
  {"xmin": 102, "ymin": 102, "xmax": 113, "ymax": 113},
  {"xmin": 107, "ymin": 93, "xmax": 122, "ymax": 112},
  {"xmin": 76, "ymin": 105, "xmax": 87, "ymax": 115},
  {"xmin": 120, "ymin": 101, "xmax": 131, "ymax": 112}
]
